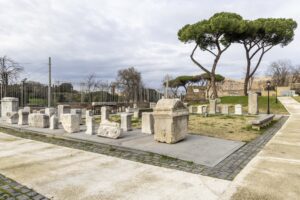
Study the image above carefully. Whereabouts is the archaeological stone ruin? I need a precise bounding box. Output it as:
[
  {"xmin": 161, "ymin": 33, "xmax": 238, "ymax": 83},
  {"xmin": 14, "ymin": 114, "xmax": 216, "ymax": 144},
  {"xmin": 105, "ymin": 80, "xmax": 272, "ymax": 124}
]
[{"xmin": 153, "ymin": 99, "xmax": 189, "ymax": 144}]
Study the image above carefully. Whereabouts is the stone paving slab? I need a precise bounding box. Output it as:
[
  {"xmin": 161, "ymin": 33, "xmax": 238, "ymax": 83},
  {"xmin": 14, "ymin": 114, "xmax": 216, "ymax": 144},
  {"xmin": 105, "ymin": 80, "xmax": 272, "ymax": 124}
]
[
  {"xmin": 0, "ymin": 132, "xmax": 230, "ymax": 200},
  {"xmin": 0, "ymin": 116, "xmax": 287, "ymax": 181},
  {"xmin": 0, "ymin": 120, "xmax": 244, "ymax": 167},
  {"xmin": 223, "ymin": 97, "xmax": 300, "ymax": 200}
]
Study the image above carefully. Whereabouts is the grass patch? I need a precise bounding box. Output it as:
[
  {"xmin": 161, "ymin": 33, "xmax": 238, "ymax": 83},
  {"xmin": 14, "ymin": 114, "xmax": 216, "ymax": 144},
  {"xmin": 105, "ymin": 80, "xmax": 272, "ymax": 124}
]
[
  {"xmin": 189, "ymin": 114, "xmax": 265, "ymax": 142},
  {"xmin": 220, "ymin": 96, "xmax": 288, "ymax": 114},
  {"xmin": 293, "ymin": 96, "xmax": 300, "ymax": 102}
]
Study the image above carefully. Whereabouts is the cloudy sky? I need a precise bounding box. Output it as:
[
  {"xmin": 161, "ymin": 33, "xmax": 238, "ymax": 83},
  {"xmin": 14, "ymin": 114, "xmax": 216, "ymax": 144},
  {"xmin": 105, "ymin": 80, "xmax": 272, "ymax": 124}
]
[{"xmin": 0, "ymin": 0, "xmax": 299, "ymax": 88}]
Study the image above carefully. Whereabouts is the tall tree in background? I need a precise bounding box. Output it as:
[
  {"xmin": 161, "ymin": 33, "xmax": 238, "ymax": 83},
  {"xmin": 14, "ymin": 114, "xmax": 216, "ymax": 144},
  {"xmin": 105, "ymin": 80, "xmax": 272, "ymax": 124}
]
[
  {"xmin": 116, "ymin": 67, "xmax": 143, "ymax": 102},
  {"xmin": 266, "ymin": 60, "xmax": 291, "ymax": 87},
  {"xmin": 234, "ymin": 18, "xmax": 297, "ymax": 95},
  {"xmin": 178, "ymin": 12, "xmax": 244, "ymax": 99},
  {"xmin": 0, "ymin": 56, "xmax": 23, "ymax": 96}
]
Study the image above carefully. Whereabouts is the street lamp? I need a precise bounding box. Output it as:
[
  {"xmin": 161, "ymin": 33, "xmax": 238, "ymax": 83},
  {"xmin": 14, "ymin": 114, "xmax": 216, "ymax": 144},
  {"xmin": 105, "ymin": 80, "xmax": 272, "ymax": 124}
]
[
  {"xmin": 275, "ymin": 83, "xmax": 278, "ymax": 104},
  {"xmin": 267, "ymin": 80, "xmax": 271, "ymax": 114}
]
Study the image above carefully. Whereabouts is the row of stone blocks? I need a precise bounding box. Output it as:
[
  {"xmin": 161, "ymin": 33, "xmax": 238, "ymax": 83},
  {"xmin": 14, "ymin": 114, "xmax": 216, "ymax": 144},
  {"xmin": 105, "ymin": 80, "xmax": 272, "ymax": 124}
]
[{"xmin": 189, "ymin": 104, "xmax": 243, "ymax": 115}]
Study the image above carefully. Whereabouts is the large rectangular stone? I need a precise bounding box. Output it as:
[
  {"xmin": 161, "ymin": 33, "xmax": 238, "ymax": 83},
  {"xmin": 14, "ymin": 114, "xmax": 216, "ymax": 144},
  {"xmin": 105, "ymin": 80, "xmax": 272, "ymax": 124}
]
[
  {"xmin": 28, "ymin": 113, "xmax": 49, "ymax": 128},
  {"xmin": 61, "ymin": 114, "xmax": 80, "ymax": 133},
  {"xmin": 142, "ymin": 112, "xmax": 154, "ymax": 134},
  {"xmin": 121, "ymin": 113, "xmax": 132, "ymax": 131},
  {"xmin": 1, "ymin": 97, "xmax": 18, "ymax": 119}
]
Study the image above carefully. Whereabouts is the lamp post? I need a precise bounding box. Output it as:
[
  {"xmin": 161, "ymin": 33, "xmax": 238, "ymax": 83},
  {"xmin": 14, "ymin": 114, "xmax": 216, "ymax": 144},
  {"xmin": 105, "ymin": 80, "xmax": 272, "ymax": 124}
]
[
  {"xmin": 275, "ymin": 84, "xmax": 278, "ymax": 104},
  {"xmin": 267, "ymin": 80, "xmax": 271, "ymax": 114}
]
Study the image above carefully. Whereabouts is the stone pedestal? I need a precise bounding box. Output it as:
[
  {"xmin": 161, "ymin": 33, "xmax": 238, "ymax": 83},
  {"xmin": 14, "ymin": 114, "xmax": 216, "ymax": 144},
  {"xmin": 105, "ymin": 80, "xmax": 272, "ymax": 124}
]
[
  {"xmin": 153, "ymin": 99, "xmax": 189, "ymax": 144},
  {"xmin": 235, "ymin": 104, "xmax": 242, "ymax": 115},
  {"xmin": 61, "ymin": 114, "xmax": 80, "ymax": 133},
  {"xmin": 28, "ymin": 114, "xmax": 50, "ymax": 128},
  {"xmin": 248, "ymin": 92, "xmax": 258, "ymax": 115},
  {"xmin": 23, "ymin": 106, "xmax": 31, "ymax": 113},
  {"xmin": 101, "ymin": 106, "xmax": 109, "ymax": 123},
  {"xmin": 18, "ymin": 109, "xmax": 29, "ymax": 125},
  {"xmin": 221, "ymin": 105, "xmax": 229, "ymax": 115},
  {"xmin": 86, "ymin": 110, "xmax": 93, "ymax": 118},
  {"xmin": 121, "ymin": 113, "xmax": 132, "ymax": 131},
  {"xmin": 133, "ymin": 110, "xmax": 139, "ymax": 118},
  {"xmin": 57, "ymin": 105, "xmax": 71, "ymax": 122},
  {"xmin": 197, "ymin": 105, "xmax": 207, "ymax": 114},
  {"xmin": 209, "ymin": 99, "xmax": 217, "ymax": 114},
  {"xmin": 1, "ymin": 97, "xmax": 18, "ymax": 120},
  {"xmin": 85, "ymin": 116, "xmax": 95, "ymax": 135},
  {"xmin": 71, "ymin": 109, "xmax": 82, "ymax": 124},
  {"xmin": 6, "ymin": 112, "xmax": 19, "ymax": 124},
  {"xmin": 142, "ymin": 112, "xmax": 154, "ymax": 134},
  {"xmin": 50, "ymin": 115, "xmax": 59, "ymax": 129}
]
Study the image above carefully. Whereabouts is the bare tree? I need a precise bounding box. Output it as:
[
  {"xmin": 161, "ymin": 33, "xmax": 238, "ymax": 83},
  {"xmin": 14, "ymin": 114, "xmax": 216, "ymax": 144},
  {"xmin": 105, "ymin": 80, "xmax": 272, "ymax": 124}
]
[
  {"xmin": 266, "ymin": 60, "xmax": 291, "ymax": 87},
  {"xmin": 116, "ymin": 67, "xmax": 143, "ymax": 103},
  {"xmin": 83, "ymin": 74, "xmax": 100, "ymax": 102},
  {"xmin": 291, "ymin": 65, "xmax": 300, "ymax": 83},
  {"xmin": 0, "ymin": 56, "xmax": 24, "ymax": 96}
]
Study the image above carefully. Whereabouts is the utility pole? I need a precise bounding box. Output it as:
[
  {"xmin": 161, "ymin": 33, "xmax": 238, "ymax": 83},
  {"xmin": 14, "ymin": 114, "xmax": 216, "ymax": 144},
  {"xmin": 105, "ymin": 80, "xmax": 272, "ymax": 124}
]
[{"xmin": 48, "ymin": 57, "xmax": 51, "ymax": 107}]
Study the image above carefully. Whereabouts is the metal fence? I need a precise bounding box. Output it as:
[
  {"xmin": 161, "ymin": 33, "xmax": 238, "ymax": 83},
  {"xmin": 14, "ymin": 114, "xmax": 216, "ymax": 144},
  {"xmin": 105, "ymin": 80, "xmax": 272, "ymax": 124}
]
[{"xmin": 0, "ymin": 80, "xmax": 162, "ymax": 108}]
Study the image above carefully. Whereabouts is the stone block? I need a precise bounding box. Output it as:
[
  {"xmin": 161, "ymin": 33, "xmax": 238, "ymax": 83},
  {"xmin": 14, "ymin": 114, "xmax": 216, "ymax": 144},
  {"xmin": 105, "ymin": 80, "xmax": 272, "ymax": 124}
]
[
  {"xmin": 45, "ymin": 107, "xmax": 56, "ymax": 117},
  {"xmin": 23, "ymin": 106, "xmax": 31, "ymax": 113},
  {"xmin": 142, "ymin": 112, "xmax": 154, "ymax": 134},
  {"xmin": 57, "ymin": 105, "xmax": 71, "ymax": 121},
  {"xmin": 153, "ymin": 99, "xmax": 189, "ymax": 144},
  {"xmin": 49, "ymin": 115, "xmax": 59, "ymax": 129},
  {"xmin": 121, "ymin": 113, "xmax": 132, "ymax": 131},
  {"xmin": 71, "ymin": 109, "xmax": 82, "ymax": 124},
  {"xmin": 6, "ymin": 112, "xmax": 19, "ymax": 124},
  {"xmin": 28, "ymin": 113, "xmax": 49, "ymax": 128},
  {"xmin": 149, "ymin": 102, "xmax": 156, "ymax": 109},
  {"xmin": 97, "ymin": 121, "xmax": 122, "ymax": 139},
  {"xmin": 197, "ymin": 105, "xmax": 207, "ymax": 114},
  {"xmin": 209, "ymin": 99, "xmax": 217, "ymax": 114},
  {"xmin": 85, "ymin": 116, "xmax": 95, "ymax": 135},
  {"xmin": 61, "ymin": 114, "xmax": 80, "ymax": 133},
  {"xmin": 101, "ymin": 106, "xmax": 109, "ymax": 123},
  {"xmin": 221, "ymin": 105, "xmax": 229, "ymax": 115},
  {"xmin": 38, "ymin": 109, "xmax": 45, "ymax": 114},
  {"xmin": 248, "ymin": 91, "xmax": 259, "ymax": 115},
  {"xmin": 1, "ymin": 97, "xmax": 18, "ymax": 120},
  {"xmin": 18, "ymin": 109, "xmax": 29, "ymax": 125},
  {"xmin": 235, "ymin": 104, "xmax": 242, "ymax": 115}
]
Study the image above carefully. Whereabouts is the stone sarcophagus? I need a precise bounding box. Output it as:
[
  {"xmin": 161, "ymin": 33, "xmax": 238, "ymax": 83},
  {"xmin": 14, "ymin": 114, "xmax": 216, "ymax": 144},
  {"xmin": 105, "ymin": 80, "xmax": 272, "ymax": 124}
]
[{"xmin": 153, "ymin": 99, "xmax": 189, "ymax": 144}]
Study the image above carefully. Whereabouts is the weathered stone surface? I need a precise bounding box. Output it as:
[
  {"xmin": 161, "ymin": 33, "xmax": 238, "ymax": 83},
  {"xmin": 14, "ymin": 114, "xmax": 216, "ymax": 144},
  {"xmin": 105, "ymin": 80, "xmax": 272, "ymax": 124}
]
[
  {"xmin": 153, "ymin": 99, "xmax": 189, "ymax": 144},
  {"xmin": 97, "ymin": 121, "xmax": 122, "ymax": 139},
  {"xmin": 133, "ymin": 110, "xmax": 139, "ymax": 118},
  {"xmin": 45, "ymin": 107, "xmax": 56, "ymax": 117},
  {"xmin": 235, "ymin": 104, "xmax": 242, "ymax": 115},
  {"xmin": 197, "ymin": 105, "xmax": 207, "ymax": 114},
  {"xmin": 142, "ymin": 112, "xmax": 154, "ymax": 134},
  {"xmin": 101, "ymin": 106, "xmax": 109, "ymax": 123},
  {"xmin": 18, "ymin": 109, "xmax": 29, "ymax": 125},
  {"xmin": 221, "ymin": 105, "xmax": 229, "ymax": 115},
  {"xmin": 6, "ymin": 112, "xmax": 18, "ymax": 124},
  {"xmin": 85, "ymin": 116, "xmax": 95, "ymax": 135},
  {"xmin": 49, "ymin": 115, "xmax": 59, "ymax": 130},
  {"xmin": 28, "ymin": 113, "xmax": 50, "ymax": 128},
  {"xmin": 85, "ymin": 110, "xmax": 93, "ymax": 118},
  {"xmin": 121, "ymin": 113, "xmax": 132, "ymax": 131},
  {"xmin": 209, "ymin": 99, "xmax": 217, "ymax": 114},
  {"xmin": 125, "ymin": 107, "xmax": 134, "ymax": 113},
  {"xmin": 149, "ymin": 102, "xmax": 156, "ymax": 109},
  {"xmin": 188, "ymin": 106, "xmax": 198, "ymax": 114},
  {"xmin": 1, "ymin": 97, "xmax": 18, "ymax": 119},
  {"xmin": 71, "ymin": 109, "xmax": 82, "ymax": 124},
  {"xmin": 61, "ymin": 114, "xmax": 80, "ymax": 133},
  {"xmin": 23, "ymin": 106, "xmax": 31, "ymax": 113},
  {"xmin": 57, "ymin": 105, "xmax": 71, "ymax": 121},
  {"xmin": 248, "ymin": 91, "xmax": 259, "ymax": 115}
]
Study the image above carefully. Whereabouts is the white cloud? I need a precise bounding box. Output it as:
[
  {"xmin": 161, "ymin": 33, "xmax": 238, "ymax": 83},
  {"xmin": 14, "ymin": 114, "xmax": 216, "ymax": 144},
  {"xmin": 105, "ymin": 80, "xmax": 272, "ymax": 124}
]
[{"xmin": 0, "ymin": 0, "xmax": 299, "ymax": 88}]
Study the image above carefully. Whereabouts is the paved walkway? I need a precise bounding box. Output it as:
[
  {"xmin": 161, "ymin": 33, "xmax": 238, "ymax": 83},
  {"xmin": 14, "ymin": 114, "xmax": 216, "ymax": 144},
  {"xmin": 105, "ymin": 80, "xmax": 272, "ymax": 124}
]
[
  {"xmin": 224, "ymin": 97, "xmax": 300, "ymax": 200},
  {"xmin": 0, "ymin": 132, "xmax": 230, "ymax": 200}
]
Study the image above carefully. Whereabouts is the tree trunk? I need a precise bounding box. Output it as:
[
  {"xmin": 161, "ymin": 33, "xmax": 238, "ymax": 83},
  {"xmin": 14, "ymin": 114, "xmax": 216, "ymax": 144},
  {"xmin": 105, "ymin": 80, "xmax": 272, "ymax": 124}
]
[
  {"xmin": 243, "ymin": 76, "xmax": 249, "ymax": 96},
  {"xmin": 210, "ymin": 73, "xmax": 218, "ymax": 99}
]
